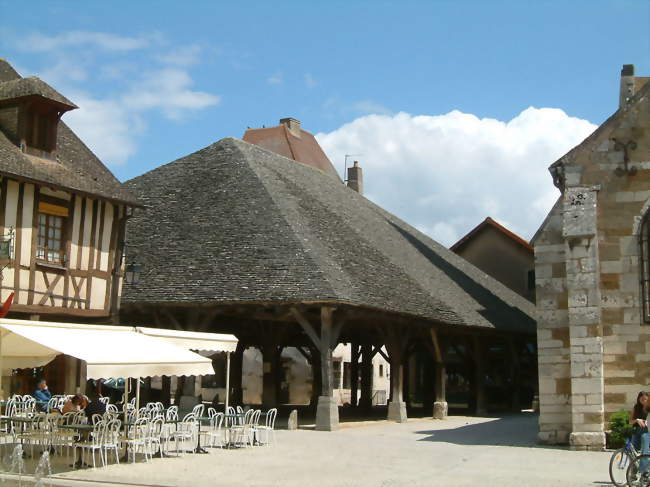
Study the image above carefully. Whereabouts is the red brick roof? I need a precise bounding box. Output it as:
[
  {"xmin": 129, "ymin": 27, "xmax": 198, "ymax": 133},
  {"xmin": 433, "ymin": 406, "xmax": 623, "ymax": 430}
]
[
  {"xmin": 450, "ymin": 217, "xmax": 533, "ymax": 253},
  {"xmin": 243, "ymin": 123, "xmax": 341, "ymax": 181}
]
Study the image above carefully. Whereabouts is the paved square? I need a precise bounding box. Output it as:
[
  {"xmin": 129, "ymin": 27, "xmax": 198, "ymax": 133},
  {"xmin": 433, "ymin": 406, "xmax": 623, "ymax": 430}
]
[{"xmin": 45, "ymin": 413, "xmax": 611, "ymax": 487}]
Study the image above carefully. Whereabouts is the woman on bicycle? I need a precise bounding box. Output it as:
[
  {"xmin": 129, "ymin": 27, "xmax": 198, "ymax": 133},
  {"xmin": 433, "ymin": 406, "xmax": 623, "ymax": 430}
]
[{"xmin": 631, "ymin": 391, "xmax": 649, "ymax": 450}]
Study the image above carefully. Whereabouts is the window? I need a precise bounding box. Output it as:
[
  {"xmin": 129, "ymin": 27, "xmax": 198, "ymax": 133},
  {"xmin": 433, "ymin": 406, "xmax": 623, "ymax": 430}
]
[
  {"xmin": 379, "ymin": 364, "xmax": 384, "ymax": 377},
  {"xmin": 527, "ymin": 269, "xmax": 536, "ymax": 290},
  {"xmin": 640, "ymin": 211, "xmax": 650, "ymax": 323},
  {"xmin": 36, "ymin": 201, "xmax": 68, "ymax": 266}
]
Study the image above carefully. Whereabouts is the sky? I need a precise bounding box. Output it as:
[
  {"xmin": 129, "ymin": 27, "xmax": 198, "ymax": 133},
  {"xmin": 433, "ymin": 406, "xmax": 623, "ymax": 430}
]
[{"xmin": 1, "ymin": 1, "xmax": 649, "ymax": 246}]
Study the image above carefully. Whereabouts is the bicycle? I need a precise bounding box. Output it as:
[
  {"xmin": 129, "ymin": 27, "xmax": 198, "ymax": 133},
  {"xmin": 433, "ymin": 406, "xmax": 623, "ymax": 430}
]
[
  {"xmin": 626, "ymin": 454, "xmax": 650, "ymax": 487},
  {"xmin": 610, "ymin": 437, "xmax": 639, "ymax": 487}
]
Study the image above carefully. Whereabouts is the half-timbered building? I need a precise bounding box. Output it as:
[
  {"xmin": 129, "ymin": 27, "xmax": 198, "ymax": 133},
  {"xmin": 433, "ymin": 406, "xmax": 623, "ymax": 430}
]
[{"xmin": 0, "ymin": 59, "xmax": 138, "ymax": 393}]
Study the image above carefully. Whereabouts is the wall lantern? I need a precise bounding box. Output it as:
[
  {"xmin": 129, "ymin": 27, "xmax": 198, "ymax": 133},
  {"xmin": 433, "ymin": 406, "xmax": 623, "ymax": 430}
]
[
  {"xmin": 124, "ymin": 262, "xmax": 142, "ymax": 285},
  {"xmin": 0, "ymin": 227, "xmax": 14, "ymax": 260}
]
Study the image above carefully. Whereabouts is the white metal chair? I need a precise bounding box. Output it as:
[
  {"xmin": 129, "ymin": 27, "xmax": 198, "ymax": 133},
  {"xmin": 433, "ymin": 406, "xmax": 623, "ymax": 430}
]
[
  {"xmin": 74, "ymin": 420, "xmax": 106, "ymax": 468},
  {"xmin": 256, "ymin": 408, "xmax": 277, "ymax": 445},
  {"xmin": 169, "ymin": 413, "xmax": 197, "ymax": 455},
  {"xmin": 123, "ymin": 417, "xmax": 149, "ymax": 463},
  {"xmin": 203, "ymin": 412, "xmax": 225, "ymax": 448}
]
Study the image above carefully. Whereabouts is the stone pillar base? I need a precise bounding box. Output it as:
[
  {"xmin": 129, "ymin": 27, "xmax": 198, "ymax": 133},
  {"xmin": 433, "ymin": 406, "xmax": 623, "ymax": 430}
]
[
  {"xmin": 387, "ymin": 401, "xmax": 407, "ymax": 423},
  {"xmin": 315, "ymin": 396, "xmax": 339, "ymax": 431},
  {"xmin": 433, "ymin": 401, "xmax": 448, "ymax": 420},
  {"xmin": 569, "ymin": 432, "xmax": 605, "ymax": 451}
]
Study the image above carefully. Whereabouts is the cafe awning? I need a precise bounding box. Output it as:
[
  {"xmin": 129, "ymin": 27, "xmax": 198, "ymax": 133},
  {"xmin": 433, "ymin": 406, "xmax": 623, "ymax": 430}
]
[
  {"xmin": 135, "ymin": 327, "xmax": 238, "ymax": 354},
  {"xmin": 0, "ymin": 318, "xmax": 214, "ymax": 379}
]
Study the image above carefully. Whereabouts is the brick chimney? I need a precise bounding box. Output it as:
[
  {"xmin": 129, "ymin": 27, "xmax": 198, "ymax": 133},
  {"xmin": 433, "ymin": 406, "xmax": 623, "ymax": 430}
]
[
  {"xmin": 347, "ymin": 161, "xmax": 363, "ymax": 194},
  {"xmin": 279, "ymin": 117, "xmax": 301, "ymax": 138},
  {"xmin": 620, "ymin": 64, "xmax": 636, "ymax": 108}
]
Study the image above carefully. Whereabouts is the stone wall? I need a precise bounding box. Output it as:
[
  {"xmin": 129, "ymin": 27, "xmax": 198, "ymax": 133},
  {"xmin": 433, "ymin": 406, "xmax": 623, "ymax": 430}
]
[{"xmin": 534, "ymin": 73, "xmax": 649, "ymax": 450}]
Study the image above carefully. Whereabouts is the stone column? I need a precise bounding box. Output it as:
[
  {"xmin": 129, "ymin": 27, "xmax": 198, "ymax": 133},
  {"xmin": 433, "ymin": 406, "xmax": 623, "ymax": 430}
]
[{"xmin": 563, "ymin": 187, "xmax": 605, "ymax": 451}]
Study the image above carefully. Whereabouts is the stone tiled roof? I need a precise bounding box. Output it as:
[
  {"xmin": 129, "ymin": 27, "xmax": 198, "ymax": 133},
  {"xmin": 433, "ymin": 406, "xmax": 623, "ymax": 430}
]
[
  {"xmin": 122, "ymin": 138, "xmax": 535, "ymax": 334},
  {"xmin": 0, "ymin": 59, "xmax": 138, "ymax": 205},
  {"xmin": 0, "ymin": 77, "xmax": 77, "ymax": 108}
]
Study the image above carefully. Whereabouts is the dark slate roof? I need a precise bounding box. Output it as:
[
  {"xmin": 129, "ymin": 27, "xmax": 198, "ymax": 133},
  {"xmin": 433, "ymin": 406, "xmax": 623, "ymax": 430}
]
[
  {"xmin": 122, "ymin": 138, "xmax": 535, "ymax": 334},
  {"xmin": 0, "ymin": 59, "xmax": 138, "ymax": 205},
  {"xmin": 0, "ymin": 77, "xmax": 78, "ymax": 109}
]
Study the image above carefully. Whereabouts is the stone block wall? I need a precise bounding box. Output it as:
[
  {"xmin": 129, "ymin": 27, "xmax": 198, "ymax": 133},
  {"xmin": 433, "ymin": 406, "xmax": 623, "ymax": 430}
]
[{"xmin": 534, "ymin": 78, "xmax": 649, "ymax": 450}]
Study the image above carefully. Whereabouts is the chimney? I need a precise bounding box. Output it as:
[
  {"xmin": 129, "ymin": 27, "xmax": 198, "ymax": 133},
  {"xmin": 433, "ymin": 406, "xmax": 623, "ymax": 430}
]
[
  {"xmin": 620, "ymin": 64, "xmax": 636, "ymax": 108},
  {"xmin": 347, "ymin": 161, "xmax": 363, "ymax": 194},
  {"xmin": 279, "ymin": 117, "xmax": 301, "ymax": 138}
]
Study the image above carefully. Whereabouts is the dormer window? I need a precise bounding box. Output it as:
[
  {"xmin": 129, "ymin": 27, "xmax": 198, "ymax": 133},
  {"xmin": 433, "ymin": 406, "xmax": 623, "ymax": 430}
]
[
  {"xmin": 0, "ymin": 77, "xmax": 77, "ymax": 159},
  {"xmin": 25, "ymin": 104, "xmax": 57, "ymax": 153}
]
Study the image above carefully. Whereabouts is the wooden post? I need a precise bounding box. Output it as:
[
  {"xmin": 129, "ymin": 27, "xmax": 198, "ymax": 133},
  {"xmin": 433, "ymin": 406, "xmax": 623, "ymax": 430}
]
[
  {"xmin": 291, "ymin": 305, "xmax": 343, "ymax": 431},
  {"xmin": 225, "ymin": 351, "xmax": 230, "ymax": 413},
  {"xmin": 350, "ymin": 343, "xmax": 359, "ymax": 407},
  {"xmin": 383, "ymin": 325, "xmax": 408, "ymax": 423},
  {"xmin": 429, "ymin": 328, "xmax": 448, "ymax": 419},
  {"xmin": 508, "ymin": 337, "xmax": 521, "ymax": 413},
  {"xmin": 472, "ymin": 335, "xmax": 487, "ymax": 416},
  {"xmin": 161, "ymin": 376, "xmax": 171, "ymax": 407},
  {"xmin": 230, "ymin": 342, "xmax": 244, "ymax": 406},
  {"xmin": 359, "ymin": 343, "xmax": 373, "ymax": 409},
  {"xmin": 261, "ymin": 344, "xmax": 279, "ymax": 408}
]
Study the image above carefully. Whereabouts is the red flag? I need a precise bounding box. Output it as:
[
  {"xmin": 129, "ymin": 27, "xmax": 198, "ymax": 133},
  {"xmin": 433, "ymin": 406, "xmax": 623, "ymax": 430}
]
[{"xmin": 0, "ymin": 292, "xmax": 14, "ymax": 318}]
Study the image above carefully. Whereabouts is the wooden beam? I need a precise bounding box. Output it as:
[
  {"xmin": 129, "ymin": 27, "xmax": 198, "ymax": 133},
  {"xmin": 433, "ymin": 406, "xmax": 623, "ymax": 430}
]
[
  {"xmin": 290, "ymin": 306, "xmax": 320, "ymax": 348},
  {"xmin": 430, "ymin": 328, "xmax": 443, "ymax": 363}
]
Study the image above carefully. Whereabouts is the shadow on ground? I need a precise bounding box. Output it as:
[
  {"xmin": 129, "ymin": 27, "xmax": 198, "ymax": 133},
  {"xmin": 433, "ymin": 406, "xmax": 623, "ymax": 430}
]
[{"xmin": 414, "ymin": 412, "xmax": 541, "ymax": 448}]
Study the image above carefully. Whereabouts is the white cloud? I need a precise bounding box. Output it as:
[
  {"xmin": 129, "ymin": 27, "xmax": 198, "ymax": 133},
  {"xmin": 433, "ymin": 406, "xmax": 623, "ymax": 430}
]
[
  {"xmin": 156, "ymin": 45, "xmax": 202, "ymax": 66},
  {"xmin": 21, "ymin": 31, "xmax": 154, "ymax": 52},
  {"xmin": 267, "ymin": 72, "xmax": 283, "ymax": 85},
  {"xmin": 63, "ymin": 92, "xmax": 138, "ymax": 166},
  {"xmin": 352, "ymin": 100, "xmax": 392, "ymax": 115},
  {"xmin": 316, "ymin": 108, "xmax": 597, "ymax": 247},
  {"xmin": 121, "ymin": 68, "xmax": 220, "ymax": 120}
]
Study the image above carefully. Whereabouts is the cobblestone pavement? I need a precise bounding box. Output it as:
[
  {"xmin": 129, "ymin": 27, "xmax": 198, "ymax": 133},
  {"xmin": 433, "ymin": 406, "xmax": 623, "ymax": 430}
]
[{"xmin": 38, "ymin": 413, "xmax": 610, "ymax": 486}]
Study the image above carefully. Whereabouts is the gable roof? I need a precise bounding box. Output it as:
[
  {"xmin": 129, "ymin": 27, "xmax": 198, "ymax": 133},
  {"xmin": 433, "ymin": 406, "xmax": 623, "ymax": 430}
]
[
  {"xmin": 549, "ymin": 81, "xmax": 650, "ymax": 174},
  {"xmin": 0, "ymin": 59, "xmax": 138, "ymax": 206},
  {"xmin": 243, "ymin": 123, "xmax": 341, "ymax": 181},
  {"xmin": 122, "ymin": 137, "xmax": 535, "ymax": 334},
  {"xmin": 450, "ymin": 217, "xmax": 533, "ymax": 253}
]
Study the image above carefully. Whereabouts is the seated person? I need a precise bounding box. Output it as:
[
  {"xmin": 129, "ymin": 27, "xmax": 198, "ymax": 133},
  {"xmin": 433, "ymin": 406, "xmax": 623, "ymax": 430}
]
[
  {"xmin": 83, "ymin": 391, "xmax": 107, "ymax": 420},
  {"xmin": 62, "ymin": 394, "xmax": 84, "ymax": 414},
  {"xmin": 32, "ymin": 379, "xmax": 52, "ymax": 410}
]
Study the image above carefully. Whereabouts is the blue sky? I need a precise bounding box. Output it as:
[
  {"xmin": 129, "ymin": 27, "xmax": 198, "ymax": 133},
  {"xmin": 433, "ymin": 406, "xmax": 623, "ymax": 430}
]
[{"xmin": 1, "ymin": 1, "xmax": 649, "ymax": 244}]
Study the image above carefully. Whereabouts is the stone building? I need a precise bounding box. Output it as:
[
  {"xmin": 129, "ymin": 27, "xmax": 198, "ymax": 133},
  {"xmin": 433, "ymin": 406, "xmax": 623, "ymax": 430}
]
[
  {"xmin": 451, "ymin": 217, "xmax": 535, "ymax": 302},
  {"xmin": 533, "ymin": 64, "xmax": 650, "ymax": 450}
]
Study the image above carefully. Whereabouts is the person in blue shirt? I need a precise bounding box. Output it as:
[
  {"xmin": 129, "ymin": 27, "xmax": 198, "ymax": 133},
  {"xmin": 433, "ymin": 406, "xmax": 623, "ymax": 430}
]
[{"xmin": 32, "ymin": 379, "xmax": 52, "ymax": 409}]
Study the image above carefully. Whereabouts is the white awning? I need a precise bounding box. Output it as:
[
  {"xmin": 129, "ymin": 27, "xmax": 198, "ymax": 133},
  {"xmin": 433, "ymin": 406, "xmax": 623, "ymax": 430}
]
[
  {"xmin": 0, "ymin": 318, "xmax": 214, "ymax": 379},
  {"xmin": 135, "ymin": 327, "xmax": 238, "ymax": 354}
]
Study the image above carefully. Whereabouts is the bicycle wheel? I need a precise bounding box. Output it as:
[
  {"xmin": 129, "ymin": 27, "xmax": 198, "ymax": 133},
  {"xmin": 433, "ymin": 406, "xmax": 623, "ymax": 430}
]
[
  {"xmin": 610, "ymin": 448, "xmax": 632, "ymax": 487},
  {"xmin": 627, "ymin": 457, "xmax": 650, "ymax": 487}
]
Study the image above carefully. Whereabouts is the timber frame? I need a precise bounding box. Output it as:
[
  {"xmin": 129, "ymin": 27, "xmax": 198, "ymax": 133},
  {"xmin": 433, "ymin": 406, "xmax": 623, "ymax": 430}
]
[{"xmin": 121, "ymin": 300, "xmax": 537, "ymax": 430}]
